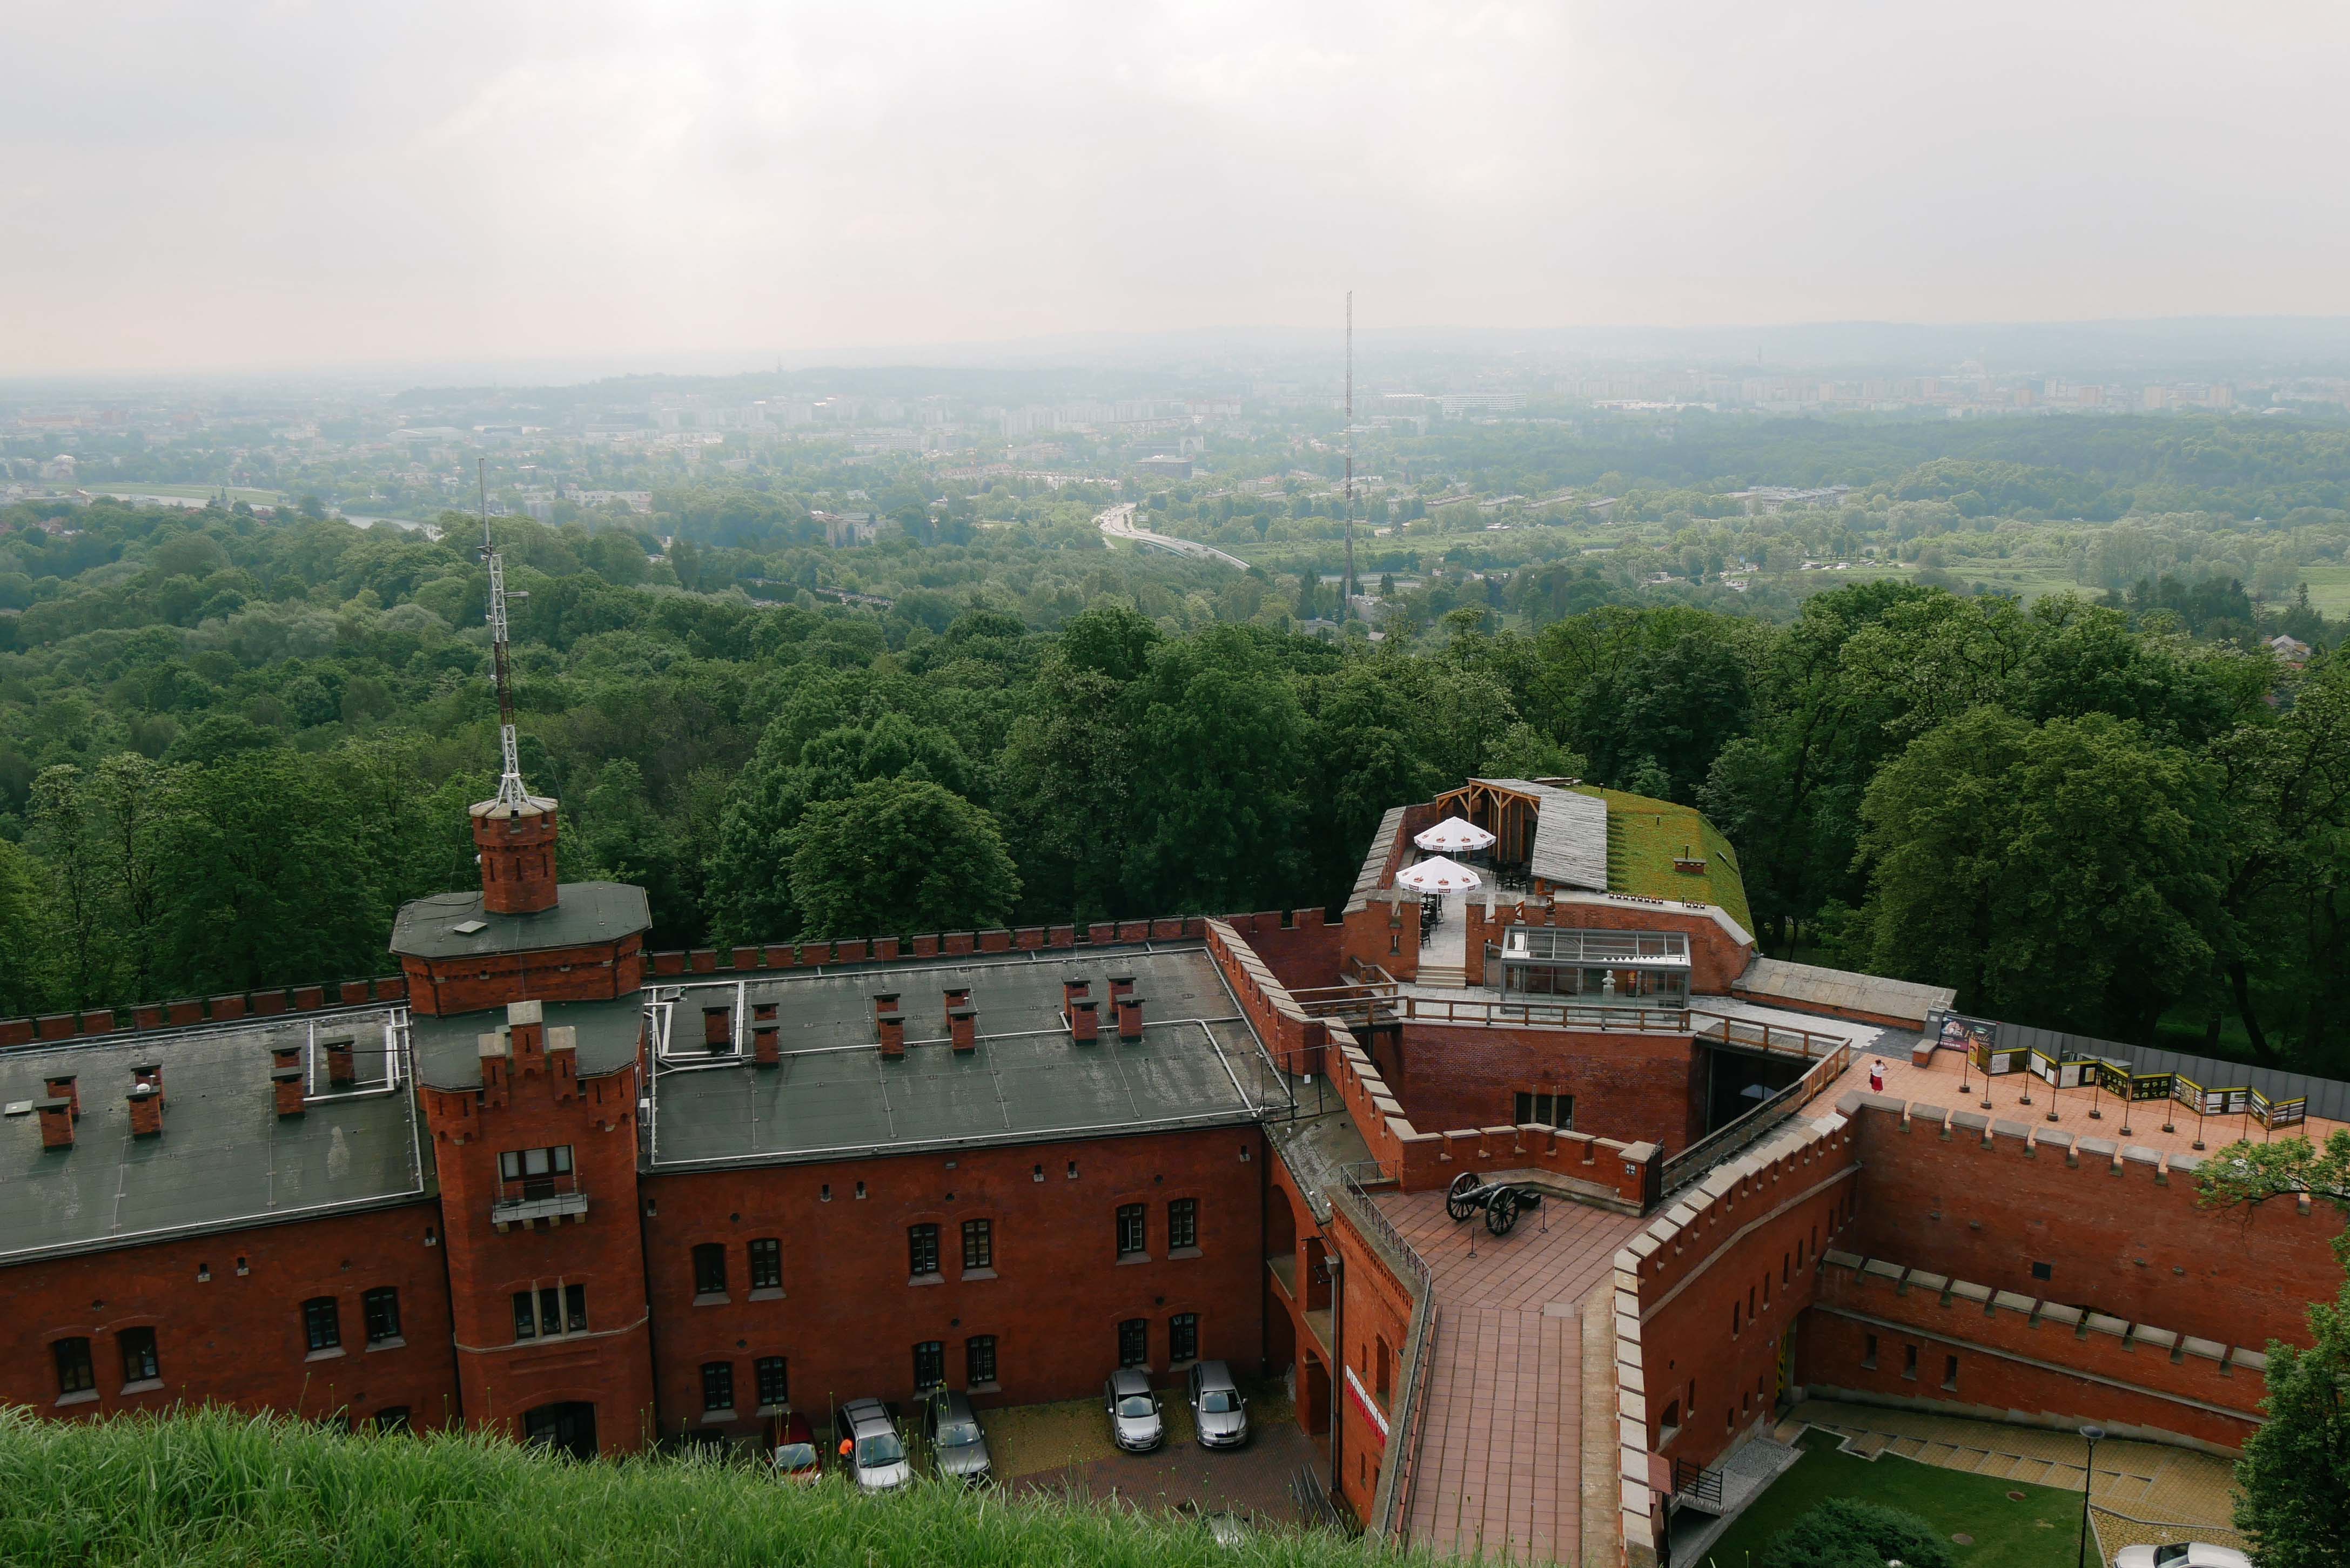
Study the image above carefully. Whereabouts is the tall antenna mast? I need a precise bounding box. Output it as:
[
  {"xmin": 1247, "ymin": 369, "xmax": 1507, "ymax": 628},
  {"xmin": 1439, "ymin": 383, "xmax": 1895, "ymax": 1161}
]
[
  {"xmin": 1344, "ymin": 291, "xmax": 1357, "ymax": 617},
  {"xmin": 478, "ymin": 458, "xmax": 536, "ymax": 810}
]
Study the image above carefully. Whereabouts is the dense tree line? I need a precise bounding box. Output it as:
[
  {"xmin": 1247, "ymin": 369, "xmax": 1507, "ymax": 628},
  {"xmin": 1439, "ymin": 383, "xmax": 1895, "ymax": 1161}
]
[{"xmin": 0, "ymin": 496, "xmax": 2342, "ymax": 1079}]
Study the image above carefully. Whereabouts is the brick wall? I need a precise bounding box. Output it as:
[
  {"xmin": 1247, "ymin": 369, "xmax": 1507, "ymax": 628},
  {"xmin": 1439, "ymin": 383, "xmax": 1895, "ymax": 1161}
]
[
  {"xmin": 1838, "ymin": 1095, "xmax": 2344, "ymax": 1354},
  {"xmin": 636, "ymin": 1125, "xmax": 1266, "ymax": 1436},
  {"xmin": 0, "ymin": 1203, "xmax": 457, "ymax": 1432},
  {"xmin": 1341, "ymin": 892, "xmax": 1421, "ymax": 982},
  {"xmin": 401, "ymin": 936, "xmax": 646, "ymax": 1018},
  {"xmin": 1330, "ymin": 1203, "xmax": 1418, "ymax": 1520},
  {"xmin": 1614, "ymin": 1112, "xmax": 1864, "ymax": 1565},
  {"xmin": 1217, "ymin": 910, "xmax": 1346, "ymax": 995},
  {"xmin": 1386, "ymin": 1022, "xmax": 1706, "ymax": 1154},
  {"xmin": 1798, "ymin": 1256, "xmax": 2264, "ymax": 1453}
]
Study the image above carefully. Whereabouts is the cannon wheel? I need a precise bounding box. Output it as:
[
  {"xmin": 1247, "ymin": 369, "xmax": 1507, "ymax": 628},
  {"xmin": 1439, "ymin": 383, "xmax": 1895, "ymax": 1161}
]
[
  {"xmin": 1445, "ymin": 1172, "xmax": 1482, "ymax": 1222},
  {"xmin": 1485, "ymin": 1187, "xmax": 1521, "ymax": 1236}
]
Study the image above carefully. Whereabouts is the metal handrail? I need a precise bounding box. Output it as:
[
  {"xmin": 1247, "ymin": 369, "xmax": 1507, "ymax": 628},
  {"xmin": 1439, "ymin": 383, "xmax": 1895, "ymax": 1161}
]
[
  {"xmin": 1337, "ymin": 1161, "xmax": 1438, "ymax": 1539},
  {"xmin": 1661, "ymin": 1042, "xmax": 1854, "ymax": 1194}
]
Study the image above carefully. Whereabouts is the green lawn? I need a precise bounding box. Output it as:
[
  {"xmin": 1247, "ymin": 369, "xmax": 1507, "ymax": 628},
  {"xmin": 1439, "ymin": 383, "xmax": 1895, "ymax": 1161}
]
[
  {"xmin": 2297, "ymin": 564, "xmax": 2350, "ymax": 617},
  {"xmin": 1703, "ymin": 1430, "xmax": 2096, "ymax": 1568}
]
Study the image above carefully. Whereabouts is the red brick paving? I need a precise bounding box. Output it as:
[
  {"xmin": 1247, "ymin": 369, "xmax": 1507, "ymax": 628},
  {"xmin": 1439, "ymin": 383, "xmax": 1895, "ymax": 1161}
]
[{"xmin": 1377, "ymin": 1187, "xmax": 1643, "ymax": 1562}]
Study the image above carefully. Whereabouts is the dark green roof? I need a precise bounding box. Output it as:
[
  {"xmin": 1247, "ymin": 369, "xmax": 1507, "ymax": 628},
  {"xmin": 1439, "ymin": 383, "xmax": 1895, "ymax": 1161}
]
[
  {"xmin": 388, "ymin": 882, "xmax": 651, "ymax": 961},
  {"xmin": 407, "ymin": 996, "xmax": 648, "ymax": 1091}
]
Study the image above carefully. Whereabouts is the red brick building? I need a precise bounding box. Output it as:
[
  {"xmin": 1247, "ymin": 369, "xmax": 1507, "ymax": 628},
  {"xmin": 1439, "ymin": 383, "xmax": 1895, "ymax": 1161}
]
[{"xmin": 3, "ymin": 768, "xmax": 2342, "ymax": 1568}]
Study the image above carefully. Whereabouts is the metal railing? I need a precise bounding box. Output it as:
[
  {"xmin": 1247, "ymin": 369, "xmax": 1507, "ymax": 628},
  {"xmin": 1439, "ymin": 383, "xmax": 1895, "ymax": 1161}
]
[
  {"xmin": 1294, "ymin": 985, "xmax": 1847, "ymax": 1065},
  {"xmin": 1661, "ymin": 1041, "xmax": 1854, "ymax": 1195},
  {"xmin": 490, "ymin": 1173, "xmax": 589, "ymax": 1223},
  {"xmin": 1673, "ymin": 1457, "xmax": 1725, "ymax": 1512},
  {"xmin": 1337, "ymin": 1161, "xmax": 1439, "ymax": 1540}
]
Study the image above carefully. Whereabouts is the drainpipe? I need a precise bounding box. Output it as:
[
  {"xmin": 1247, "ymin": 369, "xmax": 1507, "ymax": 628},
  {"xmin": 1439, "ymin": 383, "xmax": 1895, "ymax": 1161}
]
[{"xmin": 1329, "ymin": 1248, "xmax": 1345, "ymax": 1498}]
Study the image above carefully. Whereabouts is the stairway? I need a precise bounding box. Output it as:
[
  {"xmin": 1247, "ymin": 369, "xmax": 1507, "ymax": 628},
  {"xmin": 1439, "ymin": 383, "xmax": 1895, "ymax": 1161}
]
[{"xmin": 1418, "ymin": 963, "xmax": 1466, "ymax": 988}]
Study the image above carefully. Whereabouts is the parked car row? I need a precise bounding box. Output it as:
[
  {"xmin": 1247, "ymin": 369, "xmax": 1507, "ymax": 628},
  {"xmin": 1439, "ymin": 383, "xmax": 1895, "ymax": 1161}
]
[{"xmin": 775, "ymin": 1362, "xmax": 1253, "ymax": 1489}]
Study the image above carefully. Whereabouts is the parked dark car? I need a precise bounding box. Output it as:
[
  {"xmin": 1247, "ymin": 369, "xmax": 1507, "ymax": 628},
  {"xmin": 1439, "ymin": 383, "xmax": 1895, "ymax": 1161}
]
[
  {"xmin": 924, "ymin": 1389, "xmax": 994, "ymax": 1484},
  {"xmin": 768, "ymin": 1411, "xmax": 821, "ymax": 1485}
]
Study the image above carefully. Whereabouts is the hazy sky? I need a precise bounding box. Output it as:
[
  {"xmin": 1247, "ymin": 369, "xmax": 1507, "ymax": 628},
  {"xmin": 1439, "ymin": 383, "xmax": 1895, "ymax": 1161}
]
[{"xmin": 4, "ymin": 1, "xmax": 2346, "ymax": 373}]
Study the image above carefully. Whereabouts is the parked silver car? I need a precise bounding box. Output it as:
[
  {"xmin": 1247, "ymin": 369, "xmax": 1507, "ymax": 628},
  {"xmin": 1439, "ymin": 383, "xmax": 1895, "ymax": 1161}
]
[
  {"xmin": 2114, "ymin": 1546, "xmax": 2252, "ymax": 1568},
  {"xmin": 1103, "ymin": 1368, "xmax": 1165, "ymax": 1452},
  {"xmin": 836, "ymin": 1398, "xmax": 912, "ymax": 1493},
  {"xmin": 1185, "ymin": 1360, "xmax": 1250, "ymax": 1449},
  {"xmin": 924, "ymin": 1389, "xmax": 993, "ymax": 1485}
]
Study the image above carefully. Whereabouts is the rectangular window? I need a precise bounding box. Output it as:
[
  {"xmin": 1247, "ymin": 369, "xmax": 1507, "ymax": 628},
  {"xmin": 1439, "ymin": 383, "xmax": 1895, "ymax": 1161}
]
[
  {"xmin": 909, "ymin": 1223, "xmax": 941, "ymax": 1277},
  {"xmin": 303, "ymin": 1297, "xmax": 341, "ymax": 1352},
  {"xmin": 118, "ymin": 1328, "xmax": 159, "ymax": 1385},
  {"xmin": 1116, "ymin": 1203, "xmax": 1146, "ymax": 1259},
  {"xmin": 1375, "ymin": 1337, "xmax": 1392, "ymax": 1399},
  {"xmin": 374, "ymin": 1407, "xmax": 411, "ymax": 1433},
  {"xmin": 498, "ymin": 1144, "xmax": 574, "ymax": 1197},
  {"xmin": 363, "ymin": 1287, "xmax": 401, "ymax": 1344},
  {"xmin": 538, "ymin": 1286, "xmax": 563, "ymax": 1337},
  {"xmin": 1169, "ymin": 1312, "xmax": 1198, "ymax": 1364},
  {"xmin": 966, "ymin": 1335, "xmax": 997, "ymax": 1387},
  {"xmin": 511, "ymin": 1291, "xmax": 537, "ymax": 1341},
  {"xmin": 53, "ymin": 1337, "xmax": 95, "ymax": 1396},
  {"xmin": 692, "ymin": 1242, "xmax": 728, "ymax": 1297},
  {"xmin": 1118, "ymin": 1317, "xmax": 1149, "ymax": 1368},
  {"xmin": 1902, "ymin": 1344, "xmax": 1918, "ymax": 1381},
  {"xmin": 755, "ymin": 1356, "xmax": 789, "ymax": 1409},
  {"xmin": 962, "ymin": 1218, "xmax": 993, "ymax": 1270},
  {"xmin": 1167, "ymin": 1199, "xmax": 1198, "ymax": 1251},
  {"xmin": 1512, "ymin": 1091, "xmax": 1575, "ymax": 1129},
  {"xmin": 912, "ymin": 1340, "xmax": 945, "ymax": 1391},
  {"xmin": 1862, "ymin": 1333, "xmax": 1877, "ymax": 1370},
  {"xmin": 1731, "ymin": 1301, "xmax": 1740, "ymax": 1336},
  {"xmin": 701, "ymin": 1361, "xmax": 735, "ymax": 1412},
  {"xmin": 749, "ymin": 1237, "xmax": 783, "ymax": 1291},
  {"xmin": 1942, "ymin": 1355, "xmax": 1959, "ymax": 1391},
  {"xmin": 564, "ymin": 1283, "xmax": 588, "ymax": 1333}
]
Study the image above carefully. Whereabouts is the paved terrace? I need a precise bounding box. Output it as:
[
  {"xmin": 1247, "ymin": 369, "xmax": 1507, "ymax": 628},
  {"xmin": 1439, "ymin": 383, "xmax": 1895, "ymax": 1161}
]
[
  {"xmin": 1374, "ymin": 1186, "xmax": 1645, "ymax": 1564},
  {"xmin": 1863, "ymin": 1044, "xmax": 2350, "ymax": 1160}
]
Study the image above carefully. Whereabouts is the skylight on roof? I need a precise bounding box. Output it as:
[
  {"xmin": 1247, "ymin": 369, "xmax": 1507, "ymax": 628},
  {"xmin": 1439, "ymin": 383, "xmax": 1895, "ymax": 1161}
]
[{"xmin": 452, "ymin": 919, "xmax": 488, "ymax": 935}]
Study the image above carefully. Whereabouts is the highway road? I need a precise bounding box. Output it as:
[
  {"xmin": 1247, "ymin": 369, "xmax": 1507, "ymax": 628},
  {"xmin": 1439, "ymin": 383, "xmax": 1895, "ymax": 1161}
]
[{"xmin": 1095, "ymin": 503, "xmax": 1249, "ymax": 570}]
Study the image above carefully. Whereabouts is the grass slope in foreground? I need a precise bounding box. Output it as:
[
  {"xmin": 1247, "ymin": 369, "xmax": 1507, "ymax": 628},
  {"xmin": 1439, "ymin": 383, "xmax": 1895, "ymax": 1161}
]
[{"xmin": 0, "ymin": 1407, "xmax": 1387, "ymax": 1568}]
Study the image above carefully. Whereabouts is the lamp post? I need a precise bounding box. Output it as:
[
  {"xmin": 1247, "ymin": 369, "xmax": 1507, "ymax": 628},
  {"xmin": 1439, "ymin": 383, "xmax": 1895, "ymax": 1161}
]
[{"xmin": 2076, "ymin": 1424, "xmax": 2106, "ymax": 1568}]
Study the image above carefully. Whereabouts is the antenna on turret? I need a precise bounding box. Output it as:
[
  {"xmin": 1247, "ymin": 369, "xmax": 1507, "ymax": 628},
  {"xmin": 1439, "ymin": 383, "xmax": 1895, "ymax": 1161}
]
[
  {"xmin": 478, "ymin": 458, "xmax": 537, "ymax": 811},
  {"xmin": 1344, "ymin": 291, "xmax": 1357, "ymax": 618}
]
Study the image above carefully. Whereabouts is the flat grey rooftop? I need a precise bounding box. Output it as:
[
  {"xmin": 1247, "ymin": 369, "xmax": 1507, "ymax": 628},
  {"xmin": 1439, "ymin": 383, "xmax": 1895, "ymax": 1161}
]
[
  {"xmin": 408, "ymin": 995, "xmax": 647, "ymax": 1089},
  {"xmin": 389, "ymin": 880, "xmax": 650, "ymax": 960},
  {"xmin": 649, "ymin": 945, "xmax": 1272, "ymax": 1169},
  {"xmin": 0, "ymin": 1011, "xmax": 425, "ymax": 1264},
  {"xmin": 1734, "ymin": 956, "xmax": 1956, "ymax": 1028}
]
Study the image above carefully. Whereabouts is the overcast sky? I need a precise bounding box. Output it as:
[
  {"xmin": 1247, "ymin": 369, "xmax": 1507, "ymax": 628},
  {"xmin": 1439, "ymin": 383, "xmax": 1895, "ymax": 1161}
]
[{"xmin": 4, "ymin": 1, "xmax": 2346, "ymax": 374}]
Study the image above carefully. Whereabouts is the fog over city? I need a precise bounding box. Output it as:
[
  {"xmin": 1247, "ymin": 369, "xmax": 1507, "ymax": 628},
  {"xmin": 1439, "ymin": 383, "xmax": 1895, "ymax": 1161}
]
[{"xmin": 5, "ymin": 1, "xmax": 2348, "ymax": 375}]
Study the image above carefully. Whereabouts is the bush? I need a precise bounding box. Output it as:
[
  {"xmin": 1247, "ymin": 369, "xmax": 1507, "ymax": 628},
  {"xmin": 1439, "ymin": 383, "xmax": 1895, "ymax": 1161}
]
[{"xmin": 1759, "ymin": 1496, "xmax": 1955, "ymax": 1568}]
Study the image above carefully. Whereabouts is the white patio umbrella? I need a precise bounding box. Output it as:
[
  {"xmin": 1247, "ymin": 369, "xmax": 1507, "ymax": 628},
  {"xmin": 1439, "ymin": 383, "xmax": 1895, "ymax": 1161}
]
[
  {"xmin": 1413, "ymin": 816, "xmax": 1498, "ymax": 854},
  {"xmin": 1394, "ymin": 856, "xmax": 1483, "ymax": 893}
]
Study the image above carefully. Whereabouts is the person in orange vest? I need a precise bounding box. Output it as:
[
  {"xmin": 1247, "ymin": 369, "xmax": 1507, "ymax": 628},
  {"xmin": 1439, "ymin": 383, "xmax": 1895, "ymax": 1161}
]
[{"xmin": 837, "ymin": 1435, "xmax": 854, "ymax": 1463}]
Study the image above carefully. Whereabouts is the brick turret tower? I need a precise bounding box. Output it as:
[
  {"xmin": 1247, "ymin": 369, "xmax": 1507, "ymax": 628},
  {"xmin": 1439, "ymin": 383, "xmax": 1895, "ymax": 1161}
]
[{"xmin": 472, "ymin": 794, "xmax": 559, "ymax": 914}]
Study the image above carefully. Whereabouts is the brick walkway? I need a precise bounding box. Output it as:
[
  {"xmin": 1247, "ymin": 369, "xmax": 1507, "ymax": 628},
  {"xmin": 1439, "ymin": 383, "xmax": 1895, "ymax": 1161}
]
[{"xmin": 1376, "ymin": 1187, "xmax": 1644, "ymax": 1564}]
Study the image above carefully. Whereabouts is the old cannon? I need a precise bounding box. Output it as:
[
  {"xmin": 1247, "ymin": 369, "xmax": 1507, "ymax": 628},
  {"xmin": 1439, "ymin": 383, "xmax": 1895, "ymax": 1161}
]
[{"xmin": 1444, "ymin": 1172, "xmax": 1543, "ymax": 1237}]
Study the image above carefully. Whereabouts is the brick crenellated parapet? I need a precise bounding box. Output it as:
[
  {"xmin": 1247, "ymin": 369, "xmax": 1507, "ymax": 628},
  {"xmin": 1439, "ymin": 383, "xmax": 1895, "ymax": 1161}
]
[
  {"xmin": 0, "ymin": 975, "xmax": 409, "ymax": 1048},
  {"xmin": 648, "ymin": 917, "xmax": 1212, "ymax": 977}
]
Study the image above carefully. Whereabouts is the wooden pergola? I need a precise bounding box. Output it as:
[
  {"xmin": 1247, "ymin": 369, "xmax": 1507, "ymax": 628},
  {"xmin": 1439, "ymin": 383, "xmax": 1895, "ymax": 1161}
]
[{"xmin": 1427, "ymin": 779, "xmax": 1545, "ymax": 867}]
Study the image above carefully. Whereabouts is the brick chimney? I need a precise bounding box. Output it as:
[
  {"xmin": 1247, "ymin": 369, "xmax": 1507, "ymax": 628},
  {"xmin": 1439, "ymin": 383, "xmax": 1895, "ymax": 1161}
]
[
  {"xmin": 753, "ymin": 1024, "xmax": 781, "ymax": 1067},
  {"xmin": 949, "ymin": 1006, "xmax": 977, "ymax": 1053},
  {"xmin": 1070, "ymin": 999, "xmax": 1099, "ymax": 1044},
  {"xmin": 871, "ymin": 992, "xmax": 900, "ymax": 1025},
  {"xmin": 1061, "ymin": 978, "xmax": 1090, "ymax": 1018},
  {"xmin": 127, "ymin": 1083, "xmax": 163, "ymax": 1138},
  {"xmin": 132, "ymin": 1061, "xmax": 164, "ymax": 1102},
  {"xmin": 942, "ymin": 987, "xmax": 972, "ymax": 1030},
  {"xmin": 272, "ymin": 1067, "xmax": 306, "ymax": 1117},
  {"xmin": 325, "ymin": 1035, "xmax": 356, "ymax": 1086},
  {"xmin": 469, "ymin": 796, "xmax": 560, "ymax": 916},
  {"xmin": 1116, "ymin": 993, "xmax": 1145, "ymax": 1041},
  {"xmin": 1107, "ymin": 975, "xmax": 1136, "ymax": 1010},
  {"xmin": 877, "ymin": 1011, "xmax": 905, "ymax": 1059},
  {"xmin": 36, "ymin": 1096, "xmax": 73, "ymax": 1149},
  {"xmin": 41, "ymin": 1073, "xmax": 77, "ymax": 1120}
]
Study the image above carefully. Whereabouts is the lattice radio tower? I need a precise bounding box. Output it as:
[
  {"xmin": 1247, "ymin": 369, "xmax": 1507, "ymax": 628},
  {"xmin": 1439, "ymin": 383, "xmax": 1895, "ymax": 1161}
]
[
  {"xmin": 1344, "ymin": 291, "xmax": 1357, "ymax": 617},
  {"xmin": 478, "ymin": 459, "xmax": 538, "ymax": 810}
]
